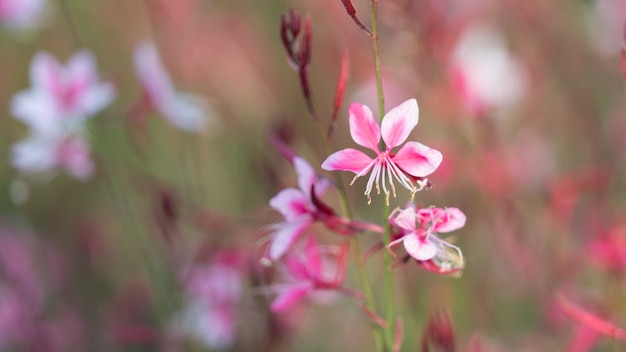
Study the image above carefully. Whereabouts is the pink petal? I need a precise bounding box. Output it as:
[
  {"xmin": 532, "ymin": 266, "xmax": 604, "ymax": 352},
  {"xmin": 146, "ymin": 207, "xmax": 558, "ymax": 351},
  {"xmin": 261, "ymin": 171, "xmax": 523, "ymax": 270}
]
[
  {"xmin": 392, "ymin": 141, "xmax": 443, "ymax": 177},
  {"xmin": 30, "ymin": 51, "xmax": 62, "ymax": 93},
  {"xmin": 270, "ymin": 283, "xmax": 311, "ymax": 313},
  {"xmin": 294, "ymin": 156, "xmax": 316, "ymax": 200},
  {"xmin": 321, "ymin": 148, "xmax": 374, "ymax": 174},
  {"xmin": 391, "ymin": 206, "xmax": 416, "ymax": 232},
  {"xmin": 349, "ymin": 102, "xmax": 380, "ymax": 151},
  {"xmin": 80, "ymin": 83, "xmax": 115, "ymax": 117},
  {"xmin": 66, "ymin": 51, "xmax": 97, "ymax": 87},
  {"xmin": 57, "ymin": 137, "xmax": 94, "ymax": 180},
  {"xmin": 381, "ymin": 98, "xmax": 419, "ymax": 148},
  {"xmin": 269, "ymin": 219, "xmax": 311, "ymax": 260},
  {"xmin": 10, "ymin": 90, "xmax": 57, "ymax": 132},
  {"xmin": 404, "ymin": 234, "xmax": 437, "ymax": 261},
  {"xmin": 269, "ymin": 188, "xmax": 309, "ymax": 220},
  {"xmin": 134, "ymin": 41, "xmax": 174, "ymax": 105},
  {"xmin": 159, "ymin": 92, "xmax": 209, "ymax": 132},
  {"xmin": 433, "ymin": 208, "xmax": 466, "ymax": 233}
]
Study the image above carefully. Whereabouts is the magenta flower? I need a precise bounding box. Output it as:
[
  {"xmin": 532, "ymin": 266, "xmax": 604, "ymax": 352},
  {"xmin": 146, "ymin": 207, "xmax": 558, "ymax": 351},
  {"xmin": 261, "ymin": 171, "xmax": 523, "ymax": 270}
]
[
  {"xmin": 269, "ymin": 238, "xmax": 348, "ymax": 313},
  {"xmin": 322, "ymin": 99, "xmax": 443, "ymax": 204},
  {"xmin": 11, "ymin": 51, "xmax": 114, "ymax": 134},
  {"xmin": 267, "ymin": 156, "xmax": 330, "ymax": 261},
  {"xmin": 388, "ymin": 204, "xmax": 465, "ymax": 272},
  {"xmin": 134, "ymin": 41, "xmax": 212, "ymax": 133}
]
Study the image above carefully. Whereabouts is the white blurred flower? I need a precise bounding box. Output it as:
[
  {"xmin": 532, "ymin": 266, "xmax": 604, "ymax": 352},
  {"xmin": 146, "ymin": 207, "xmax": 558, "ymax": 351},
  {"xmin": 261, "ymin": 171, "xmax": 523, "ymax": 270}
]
[
  {"xmin": 134, "ymin": 42, "xmax": 212, "ymax": 133},
  {"xmin": 450, "ymin": 24, "xmax": 526, "ymax": 115}
]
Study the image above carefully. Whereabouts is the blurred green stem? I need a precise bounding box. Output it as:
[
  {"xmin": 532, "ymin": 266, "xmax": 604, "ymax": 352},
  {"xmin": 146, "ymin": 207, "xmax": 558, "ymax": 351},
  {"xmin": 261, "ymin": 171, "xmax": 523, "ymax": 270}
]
[
  {"xmin": 370, "ymin": 0, "xmax": 395, "ymax": 350},
  {"xmin": 58, "ymin": 0, "xmax": 83, "ymax": 46}
]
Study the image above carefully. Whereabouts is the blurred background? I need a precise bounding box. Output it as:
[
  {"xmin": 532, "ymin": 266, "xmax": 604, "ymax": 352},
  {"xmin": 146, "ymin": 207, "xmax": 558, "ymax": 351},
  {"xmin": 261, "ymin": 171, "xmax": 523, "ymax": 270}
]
[{"xmin": 1, "ymin": 0, "xmax": 626, "ymax": 350}]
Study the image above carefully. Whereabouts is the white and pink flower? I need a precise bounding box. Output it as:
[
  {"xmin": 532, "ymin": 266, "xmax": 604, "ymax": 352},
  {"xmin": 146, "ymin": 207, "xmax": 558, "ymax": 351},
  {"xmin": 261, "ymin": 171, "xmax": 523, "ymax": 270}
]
[
  {"xmin": 10, "ymin": 50, "xmax": 114, "ymax": 179},
  {"xmin": 388, "ymin": 204, "xmax": 466, "ymax": 273},
  {"xmin": 173, "ymin": 252, "xmax": 243, "ymax": 349},
  {"xmin": 133, "ymin": 41, "xmax": 211, "ymax": 133},
  {"xmin": 322, "ymin": 98, "xmax": 442, "ymax": 204}
]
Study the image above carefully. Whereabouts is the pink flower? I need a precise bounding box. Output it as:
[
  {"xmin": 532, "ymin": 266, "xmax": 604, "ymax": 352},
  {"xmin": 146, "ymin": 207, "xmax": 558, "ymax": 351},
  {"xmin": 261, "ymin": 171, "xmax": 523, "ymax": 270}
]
[
  {"xmin": 134, "ymin": 41, "xmax": 211, "ymax": 133},
  {"xmin": 267, "ymin": 156, "xmax": 331, "ymax": 261},
  {"xmin": 269, "ymin": 238, "xmax": 347, "ymax": 313},
  {"xmin": 0, "ymin": 0, "xmax": 45, "ymax": 30},
  {"xmin": 12, "ymin": 133, "xmax": 94, "ymax": 180},
  {"xmin": 322, "ymin": 99, "xmax": 442, "ymax": 204},
  {"xmin": 11, "ymin": 51, "xmax": 114, "ymax": 134},
  {"xmin": 388, "ymin": 204, "xmax": 465, "ymax": 272},
  {"xmin": 10, "ymin": 51, "xmax": 112, "ymax": 179}
]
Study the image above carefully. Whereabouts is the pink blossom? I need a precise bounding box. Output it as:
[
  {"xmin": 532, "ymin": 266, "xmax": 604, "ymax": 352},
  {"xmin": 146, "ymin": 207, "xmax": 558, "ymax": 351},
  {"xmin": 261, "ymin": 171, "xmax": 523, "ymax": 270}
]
[
  {"xmin": 322, "ymin": 99, "xmax": 442, "ymax": 204},
  {"xmin": 12, "ymin": 133, "xmax": 94, "ymax": 180},
  {"xmin": 11, "ymin": 51, "xmax": 114, "ymax": 134},
  {"xmin": 10, "ymin": 51, "xmax": 112, "ymax": 179},
  {"xmin": 450, "ymin": 24, "xmax": 526, "ymax": 115},
  {"xmin": 0, "ymin": 0, "xmax": 45, "ymax": 30},
  {"xmin": 388, "ymin": 204, "xmax": 465, "ymax": 272},
  {"xmin": 173, "ymin": 254, "xmax": 243, "ymax": 349},
  {"xmin": 267, "ymin": 156, "xmax": 331, "ymax": 261},
  {"xmin": 134, "ymin": 41, "xmax": 211, "ymax": 133},
  {"xmin": 269, "ymin": 238, "xmax": 347, "ymax": 313}
]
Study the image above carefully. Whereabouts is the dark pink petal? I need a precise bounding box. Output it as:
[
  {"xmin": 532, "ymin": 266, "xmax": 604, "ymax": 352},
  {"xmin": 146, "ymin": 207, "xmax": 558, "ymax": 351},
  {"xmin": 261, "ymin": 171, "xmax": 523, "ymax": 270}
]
[
  {"xmin": 392, "ymin": 141, "xmax": 443, "ymax": 177},
  {"xmin": 433, "ymin": 208, "xmax": 466, "ymax": 233},
  {"xmin": 381, "ymin": 99, "xmax": 419, "ymax": 148},
  {"xmin": 321, "ymin": 148, "xmax": 374, "ymax": 174},
  {"xmin": 269, "ymin": 188, "xmax": 309, "ymax": 220},
  {"xmin": 304, "ymin": 237, "xmax": 321, "ymax": 277},
  {"xmin": 270, "ymin": 283, "xmax": 312, "ymax": 312},
  {"xmin": 269, "ymin": 219, "xmax": 311, "ymax": 260},
  {"xmin": 349, "ymin": 102, "xmax": 380, "ymax": 151},
  {"xmin": 404, "ymin": 234, "xmax": 437, "ymax": 261}
]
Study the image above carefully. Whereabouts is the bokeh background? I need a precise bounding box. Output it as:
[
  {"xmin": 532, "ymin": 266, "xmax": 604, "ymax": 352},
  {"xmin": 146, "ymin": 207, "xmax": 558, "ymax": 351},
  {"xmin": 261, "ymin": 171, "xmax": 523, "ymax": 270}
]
[{"xmin": 1, "ymin": 0, "xmax": 626, "ymax": 351}]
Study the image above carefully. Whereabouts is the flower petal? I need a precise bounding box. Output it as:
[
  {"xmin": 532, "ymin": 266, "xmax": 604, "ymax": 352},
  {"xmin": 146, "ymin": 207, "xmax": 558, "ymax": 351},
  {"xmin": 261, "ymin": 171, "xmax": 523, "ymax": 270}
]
[
  {"xmin": 270, "ymin": 283, "xmax": 312, "ymax": 313},
  {"xmin": 66, "ymin": 50, "xmax": 97, "ymax": 86},
  {"xmin": 294, "ymin": 156, "xmax": 316, "ymax": 200},
  {"xmin": 269, "ymin": 219, "xmax": 311, "ymax": 260},
  {"xmin": 404, "ymin": 234, "xmax": 437, "ymax": 261},
  {"xmin": 159, "ymin": 93, "xmax": 209, "ymax": 133},
  {"xmin": 321, "ymin": 148, "xmax": 374, "ymax": 174},
  {"xmin": 134, "ymin": 41, "xmax": 175, "ymax": 105},
  {"xmin": 80, "ymin": 83, "xmax": 115, "ymax": 117},
  {"xmin": 381, "ymin": 98, "xmax": 419, "ymax": 148},
  {"xmin": 392, "ymin": 141, "xmax": 442, "ymax": 177},
  {"xmin": 391, "ymin": 206, "xmax": 416, "ymax": 232},
  {"xmin": 349, "ymin": 102, "xmax": 380, "ymax": 151},
  {"xmin": 30, "ymin": 51, "xmax": 62, "ymax": 92},
  {"xmin": 431, "ymin": 208, "xmax": 466, "ymax": 233},
  {"xmin": 269, "ymin": 188, "xmax": 309, "ymax": 220},
  {"xmin": 11, "ymin": 133, "xmax": 58, "ymax": 173},
  {"xmin": 10, "ymin": 89, "xmax": 58, "ymax": 133}
]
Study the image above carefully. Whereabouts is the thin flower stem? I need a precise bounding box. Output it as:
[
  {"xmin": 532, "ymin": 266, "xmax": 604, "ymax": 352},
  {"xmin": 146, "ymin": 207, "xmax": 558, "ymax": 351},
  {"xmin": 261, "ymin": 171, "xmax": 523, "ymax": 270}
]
[
  {"xmin": 370, "ymin": 0, "xmax": 395, "ymax": 350},
  {"xmin": 58, "ymin": 0, "xmax": 83, "ymax": 47}
]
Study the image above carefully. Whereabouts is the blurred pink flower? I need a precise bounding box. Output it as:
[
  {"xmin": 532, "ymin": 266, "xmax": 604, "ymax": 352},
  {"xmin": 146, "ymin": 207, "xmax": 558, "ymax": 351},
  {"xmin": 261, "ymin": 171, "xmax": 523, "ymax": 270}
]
[
  {"xmin": 267, "ymin": 156, "xmax": 331, "ymax": 261},
  {"xmin": 10, "ymin": 51, "xmax": 113, "ymax": 179},
  {"xmin": 0, "ymin": 0, "xmax": 45, "ymax": 29},
  {"xmin": 173, "ymin": 253, "xmax": 243, "ymax": 349},
  {"xmin": 134, "ymin": 41, "xmax": 211, "ymax": 133},
  {"xmin": 388, "ymin": 204, "xmax": 465, "ymax": 271},
  {"xmin": 322, "ymin": 99, "xmax": 442, "ymax": 204},
  {"xmin": 269, "ymin": 238, "xmax": 348, "ymax": 313},
  {"xmin": 587, "ymin": 222, "xmax": 626, "ymax": 274},
  {"xmin": 450, "ymin": 24, "xmax": 526, "ymax": 116},
  {"xmin": 12, "ymin": 51, "xmax": 114, "ymax": 134},
  {"xmin": 12, "ymin": 133, "xmax": 94, "ymax": 180}
]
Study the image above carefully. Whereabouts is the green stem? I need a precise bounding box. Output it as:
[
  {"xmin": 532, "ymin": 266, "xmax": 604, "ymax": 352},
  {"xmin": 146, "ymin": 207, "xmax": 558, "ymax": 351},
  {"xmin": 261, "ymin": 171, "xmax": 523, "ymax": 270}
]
[{"xmin": 370, "ymin": 1, "xmax": 394, "ymax": 349}]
